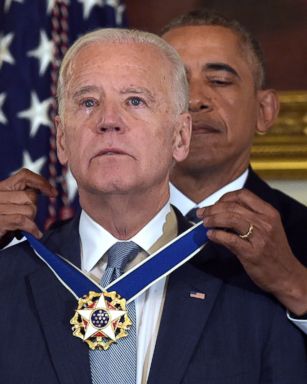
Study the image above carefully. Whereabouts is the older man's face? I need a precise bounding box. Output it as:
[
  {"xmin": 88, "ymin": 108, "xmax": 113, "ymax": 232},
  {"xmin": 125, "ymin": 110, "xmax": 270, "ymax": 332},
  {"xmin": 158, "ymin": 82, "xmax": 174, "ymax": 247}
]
[
  {"xmin": 56, "ymin": 41, "xmax": 190, "ymax": 200},
  {"xmin": 163, "ymin": 25, "xmax": 265, "ymax": 178}
]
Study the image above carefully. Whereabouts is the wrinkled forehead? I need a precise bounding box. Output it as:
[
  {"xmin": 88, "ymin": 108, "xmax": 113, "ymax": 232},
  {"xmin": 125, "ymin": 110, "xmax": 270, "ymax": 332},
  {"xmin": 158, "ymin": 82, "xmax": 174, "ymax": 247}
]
[
  {"xmin": 163, "ymin": 25, "xmax": 258, "ymax": 87},
  {"xmin": 65, "ymin": 40, "xmax": 174, "ymax": 87}
]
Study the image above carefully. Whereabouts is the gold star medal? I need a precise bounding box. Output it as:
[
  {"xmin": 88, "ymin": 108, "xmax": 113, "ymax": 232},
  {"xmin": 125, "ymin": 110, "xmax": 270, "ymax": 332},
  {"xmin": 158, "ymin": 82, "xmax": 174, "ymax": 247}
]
[{"xmin": 70, "ymin": 290, "xmax": 132, "ymax": 350}]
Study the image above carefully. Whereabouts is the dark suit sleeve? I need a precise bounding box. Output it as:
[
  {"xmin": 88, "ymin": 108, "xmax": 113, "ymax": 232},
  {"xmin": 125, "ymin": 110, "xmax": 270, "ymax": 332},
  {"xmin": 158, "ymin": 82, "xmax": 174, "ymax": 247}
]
[{"xmin": 260, "ymin": 303, "xmax": 307, "ymax": 383}]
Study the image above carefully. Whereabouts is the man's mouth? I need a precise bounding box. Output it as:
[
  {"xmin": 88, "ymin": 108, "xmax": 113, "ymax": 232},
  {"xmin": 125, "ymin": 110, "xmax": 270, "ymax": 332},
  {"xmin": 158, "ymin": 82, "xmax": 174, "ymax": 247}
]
[
  {"xmin": 192, "ymin": 123, "xmax": 221, "ymax": 134},
  {"xmin": 94, "ymin": 148, "xmax": 129, "ymax": 157}
]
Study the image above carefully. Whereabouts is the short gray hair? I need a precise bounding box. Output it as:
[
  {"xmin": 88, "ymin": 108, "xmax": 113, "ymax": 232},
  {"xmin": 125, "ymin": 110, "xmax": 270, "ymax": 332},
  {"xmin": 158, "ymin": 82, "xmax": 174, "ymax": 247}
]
[
  {"xmin": 57, "ymin": 28, "xmax": 189, "ymax": 116},
  {"xmin": 161, "ymin": 8, "xmax": 266, "ymax": 90}
]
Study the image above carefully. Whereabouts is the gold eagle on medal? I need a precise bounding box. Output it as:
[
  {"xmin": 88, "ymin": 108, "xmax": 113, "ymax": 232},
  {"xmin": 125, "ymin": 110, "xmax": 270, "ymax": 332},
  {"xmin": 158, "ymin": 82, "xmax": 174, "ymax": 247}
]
[{"xmin": 70, "ymin": 291, "xmax": 132, "ymax": 350}]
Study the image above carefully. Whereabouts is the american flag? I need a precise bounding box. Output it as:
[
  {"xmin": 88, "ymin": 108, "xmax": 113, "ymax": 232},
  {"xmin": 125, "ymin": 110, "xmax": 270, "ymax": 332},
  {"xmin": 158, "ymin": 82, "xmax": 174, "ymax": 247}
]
[
  {"xmin": 190, "ymin": 291, "xmax": 206, "ymax": 300},
  {"xmin": 0, "ymin": 0, "xmax": 126, "ymax": 229}
]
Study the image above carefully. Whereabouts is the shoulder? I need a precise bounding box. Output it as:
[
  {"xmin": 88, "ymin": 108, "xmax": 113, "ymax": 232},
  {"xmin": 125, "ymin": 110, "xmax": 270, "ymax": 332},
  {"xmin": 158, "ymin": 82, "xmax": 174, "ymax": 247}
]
[
  {"xmin": 0, "ymin": 240, "xmax": 42, "ymax": 284},
  {"xmin": 0, "ymin": 215, "xmax": 80, "ymax": 283},
  {"xmin": 246, "ymin": 168, "xmax": 307, "ymax": 218}
]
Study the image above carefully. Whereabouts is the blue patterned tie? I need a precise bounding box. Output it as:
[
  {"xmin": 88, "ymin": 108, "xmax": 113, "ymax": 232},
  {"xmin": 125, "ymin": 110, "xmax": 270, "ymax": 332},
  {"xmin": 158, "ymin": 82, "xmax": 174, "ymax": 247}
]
[{"xmin": 89, "ymin": 241, "xmax": 140, "ymax": 384}]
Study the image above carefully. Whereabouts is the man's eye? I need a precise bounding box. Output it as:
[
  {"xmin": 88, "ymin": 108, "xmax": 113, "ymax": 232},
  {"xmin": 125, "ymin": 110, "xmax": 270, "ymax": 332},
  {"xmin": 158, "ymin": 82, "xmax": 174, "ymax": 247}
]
[
  {"xmin": 127, "ymin": 97, "xmax": 144, "ymax": 107},
  {"xmin": 210, "ymin": 78, "xmax": 232, "ymax": 86},
  {"xmin": 82, "ymin": 99, "xmax": 96, "ymax": 108}
]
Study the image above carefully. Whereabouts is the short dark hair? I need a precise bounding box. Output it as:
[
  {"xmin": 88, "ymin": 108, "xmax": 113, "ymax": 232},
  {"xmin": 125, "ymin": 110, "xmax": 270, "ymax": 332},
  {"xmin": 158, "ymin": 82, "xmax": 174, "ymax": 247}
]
[{"xmin": 161, "ymin": 8, "xmax": 266, "ymax": 89}]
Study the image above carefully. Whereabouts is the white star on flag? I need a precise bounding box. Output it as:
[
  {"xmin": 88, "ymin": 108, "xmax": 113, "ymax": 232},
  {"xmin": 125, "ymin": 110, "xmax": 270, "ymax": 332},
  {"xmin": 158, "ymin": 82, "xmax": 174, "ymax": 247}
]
[
  {"xmin": 17, "ymin": 92, "xmax": 52, "ymax": 137},
  {"xmin": 27, "ymin": 30, "xmax": 54, "ymax": 76},
  {"xmin": 11, "ymin": 150, "xmax": 46, "ymax": 175},
  {"xmin": 46, "ymin": 0, "xmax": 56, "ymax": 14},
  {"xmin": 0, "ymin": 93, "xmax": 7, "ymax": 124},
  {"xmin": 1, "ymin": 0, "xmax": 126, "ymax": 227},
  {"xmin": 77, "ymin": 293, "xmax": 126, "ymax": 341},
  {"xmin": 78, "ymin": 0, "xmax": 104, "ymax": 19},
  {"xmin": 106, "ymin": 0, "xmax": 125, "ymax": 25},
  {"xmin": 4, "ymin": 0, "xmax": 24, "ymax": 13},
  {"xmin": 0, "ymin": 33, "xmax": 15, "ymax": 69}
]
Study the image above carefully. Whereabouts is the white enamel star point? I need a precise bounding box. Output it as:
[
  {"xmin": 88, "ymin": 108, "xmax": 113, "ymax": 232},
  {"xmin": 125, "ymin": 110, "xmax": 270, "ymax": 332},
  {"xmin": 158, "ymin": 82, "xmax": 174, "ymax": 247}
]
[
  {"xmin": 71, "ymin": 291, "xmax": 131, "ymax": 349},
  {"xmin": 77, "ymin": 293, "xmax": 126, "ymax": 342}
]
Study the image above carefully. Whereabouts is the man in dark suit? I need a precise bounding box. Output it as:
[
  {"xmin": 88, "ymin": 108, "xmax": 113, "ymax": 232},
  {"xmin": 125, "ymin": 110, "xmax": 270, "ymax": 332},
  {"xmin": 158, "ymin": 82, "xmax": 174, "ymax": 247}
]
[
  {"xmin": 1, "ymin": 27, "xmax": 307, "ymax": 383},
  {"xmin": 162, "ymin": 9, "xmax": 307, "ymax": 330},
  {"xmin": 1, "ymin": 10, "xmax": 307, "ymax": 329},
  {"xmin": 1, "ymin": 208, "xmax": 307, "ymax": 383}
]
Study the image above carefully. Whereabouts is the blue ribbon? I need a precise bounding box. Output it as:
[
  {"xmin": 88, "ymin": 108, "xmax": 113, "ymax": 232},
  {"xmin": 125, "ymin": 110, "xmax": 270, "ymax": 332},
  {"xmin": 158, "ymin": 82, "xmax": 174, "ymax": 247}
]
[
  {"xmin": 24, "ymin": 232, "xmax": 100, "ymax": 298},
  {"xmin": 23, "ymin": 222, "xmax": 207, "ymax": 302}
]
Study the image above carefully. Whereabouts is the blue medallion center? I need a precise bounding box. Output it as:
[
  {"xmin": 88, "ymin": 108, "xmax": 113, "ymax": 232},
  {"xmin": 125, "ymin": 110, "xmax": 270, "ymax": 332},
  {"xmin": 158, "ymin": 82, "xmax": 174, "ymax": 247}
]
[{"xmin": 91, "ymin": 309, "xmax": 110, "ymax": 329}]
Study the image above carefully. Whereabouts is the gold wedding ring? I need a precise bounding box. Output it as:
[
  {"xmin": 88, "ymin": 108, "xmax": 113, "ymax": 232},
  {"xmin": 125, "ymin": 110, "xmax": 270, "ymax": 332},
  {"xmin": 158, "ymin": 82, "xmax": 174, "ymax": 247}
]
[{"xmin": 239, "ymin": 224, "xmax": 254, "ymax": 240}]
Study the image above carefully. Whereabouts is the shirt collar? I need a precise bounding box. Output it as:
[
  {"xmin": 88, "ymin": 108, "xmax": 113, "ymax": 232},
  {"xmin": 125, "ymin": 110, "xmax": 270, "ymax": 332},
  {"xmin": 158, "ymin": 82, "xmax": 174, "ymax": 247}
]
[
  {"xmin": 79, "ymin": 202, "xmax": 171, "ymax": 272},
  {"xmin": 169, "ymin": 169, "xmax": 249, "ymax": 215}
]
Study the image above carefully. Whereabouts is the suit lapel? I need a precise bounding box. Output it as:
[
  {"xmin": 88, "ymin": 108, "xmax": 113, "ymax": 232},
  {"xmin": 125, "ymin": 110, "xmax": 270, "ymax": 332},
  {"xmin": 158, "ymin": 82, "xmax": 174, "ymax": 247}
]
[
  {"xmin": 148, "ymin": 260, "xmax": 223, "ymax": 384},
  {"xmin": 29, "ymin": 269, "xmax": 92, "ymax": 384},
  {"xmin": 28, "ymin": 215, "xmax": 92, "ymax": 384}
]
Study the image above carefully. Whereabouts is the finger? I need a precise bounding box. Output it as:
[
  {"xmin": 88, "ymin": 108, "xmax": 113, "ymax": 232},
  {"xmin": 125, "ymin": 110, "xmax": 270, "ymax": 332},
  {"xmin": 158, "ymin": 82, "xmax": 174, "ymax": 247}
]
[
  {"xmin": 206, "ymin": 228, "xmax": 251, "ymax": 255},
  {"xmin": 0, "ymin": 169, "xmax": 57, "ymax": 197},
  {"xmin": 0, "ymin": 214, "xmax": 42, "ymax": 238},
  {"xmin": 203, "ymin": 212, "xmax": 254, "ymax": 238},
  {"xmin": 0, "ymin": 190, "xmax": 39, "ymax": 206},
  {"xmin": 212, "ymin": 191, "xmax": 282, "ymax": 234},
  {"xmin": 0, "ymin": 202, "xmax": 37, "ymax": 218},
  {"xmin": 200, "ymin": 200, "xmax": 256, "ymax": 220},
  {"xmin": 24, "ymin": 190, "xmax": 39, "ymax": 205},
  {"xmin": 217, "ymin": 189, "xmax": 274, "ymax": 215}
]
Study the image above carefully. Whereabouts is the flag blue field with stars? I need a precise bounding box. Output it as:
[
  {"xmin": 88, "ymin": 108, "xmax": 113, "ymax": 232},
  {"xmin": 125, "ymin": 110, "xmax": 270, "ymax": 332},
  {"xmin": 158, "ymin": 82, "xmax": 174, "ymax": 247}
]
[{"xmin": 0, "ymin": 0, "xmax": 126, "ymax": 229}]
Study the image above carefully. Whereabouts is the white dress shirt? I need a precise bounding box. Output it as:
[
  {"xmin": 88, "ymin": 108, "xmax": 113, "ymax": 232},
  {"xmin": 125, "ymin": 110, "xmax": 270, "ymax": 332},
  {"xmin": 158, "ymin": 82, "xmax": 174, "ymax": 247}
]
[
  {"xmin": 79, "ymin": 203, "xmax": 174, "ymax": 384},
  {"xmin": 170, "ymin": 169, "xmax": 248, "ymax": 214}
]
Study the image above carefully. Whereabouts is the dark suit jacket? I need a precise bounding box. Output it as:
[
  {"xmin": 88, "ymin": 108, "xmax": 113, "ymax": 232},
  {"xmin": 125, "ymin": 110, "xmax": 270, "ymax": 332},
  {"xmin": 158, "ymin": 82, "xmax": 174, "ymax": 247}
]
[
  {"xmin": 245, "ymin": 168, "xmax": 307, "ymax": 267},
  {"xmin": 194, "ymin": 168, "xmax": 307, "ymax": 291},
  {"xmin": 0, "ymin": 209, "xmax": 306, "ymax": 384}
]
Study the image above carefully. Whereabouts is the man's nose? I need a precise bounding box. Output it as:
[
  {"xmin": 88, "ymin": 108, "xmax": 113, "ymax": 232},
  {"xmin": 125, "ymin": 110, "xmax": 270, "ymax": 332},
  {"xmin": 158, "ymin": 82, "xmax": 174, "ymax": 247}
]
[
  {"xmin": 97, "ymin": 102, "xmax": 124, "ymax": 133},
  {"xmin": 188, "ymin": 81, "xmax": 213, "ymax": 113}
]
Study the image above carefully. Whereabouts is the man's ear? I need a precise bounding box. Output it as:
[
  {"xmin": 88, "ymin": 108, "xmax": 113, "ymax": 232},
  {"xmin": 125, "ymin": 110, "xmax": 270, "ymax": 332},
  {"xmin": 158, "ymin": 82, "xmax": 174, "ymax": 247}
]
[
  {"xmin": 256, "ymin": 89, "xmax": 280, "ymax": 135},
  {"xmin": 173, "ymin": 112, "xmax": 192, "ymax": 163},
  {"xmin": 55, "ymin": 115, "xmax": 68, "ymax": 166}
]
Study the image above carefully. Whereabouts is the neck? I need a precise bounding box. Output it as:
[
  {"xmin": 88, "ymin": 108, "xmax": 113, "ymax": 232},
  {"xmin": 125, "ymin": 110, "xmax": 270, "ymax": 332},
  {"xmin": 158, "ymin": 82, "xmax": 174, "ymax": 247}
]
[
  {"xmin": 171, "ymin": 163, "xmax": 248, "ymax": 203},
  {"xmin": 79, "ymin": 186, "xmax": 169, "ymax": 240}
]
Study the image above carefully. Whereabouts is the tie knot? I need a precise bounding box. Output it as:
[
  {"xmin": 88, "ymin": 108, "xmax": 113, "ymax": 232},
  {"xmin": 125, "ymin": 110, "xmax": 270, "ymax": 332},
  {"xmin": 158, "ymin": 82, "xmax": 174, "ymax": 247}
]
[
  {"xmin": 185, "ymin": 207, "xmax": 201, "ymax": 224},
  {"xmin": 106, "ymin": 241, "xmax": 140, "ymax": 273}
]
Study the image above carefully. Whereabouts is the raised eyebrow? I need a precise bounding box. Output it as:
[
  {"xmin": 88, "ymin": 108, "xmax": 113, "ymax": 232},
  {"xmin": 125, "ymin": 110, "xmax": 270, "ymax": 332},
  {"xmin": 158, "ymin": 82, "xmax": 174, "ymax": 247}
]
[
  {"xmin": 72, "ymin": 85, "xmax": 101, "ymax": 100},
  {"xmin": 204, "ymin": 63, "xmax": 240, "ymax": 79},
  {"xmin": 120, "ymin": 87, "xmax": 155, "ymax": 102}
]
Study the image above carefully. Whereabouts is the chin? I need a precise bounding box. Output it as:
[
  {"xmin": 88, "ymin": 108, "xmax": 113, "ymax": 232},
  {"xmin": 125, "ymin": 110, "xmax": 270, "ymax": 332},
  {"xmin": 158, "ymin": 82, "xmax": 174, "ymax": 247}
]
[{"xmin": 93, "ymin": 177, "xmax": 139, "ymax": 194}]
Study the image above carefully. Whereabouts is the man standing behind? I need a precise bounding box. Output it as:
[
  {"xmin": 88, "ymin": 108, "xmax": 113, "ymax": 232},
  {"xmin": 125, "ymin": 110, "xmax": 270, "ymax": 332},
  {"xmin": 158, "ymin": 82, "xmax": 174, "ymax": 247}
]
[
  {"xmin": 162, "ymin": 9, "xmax": 307, "ymax": 327},
  {"xmin": 0, "ymin": 28, "xmax": 306, "ymax": 383}
]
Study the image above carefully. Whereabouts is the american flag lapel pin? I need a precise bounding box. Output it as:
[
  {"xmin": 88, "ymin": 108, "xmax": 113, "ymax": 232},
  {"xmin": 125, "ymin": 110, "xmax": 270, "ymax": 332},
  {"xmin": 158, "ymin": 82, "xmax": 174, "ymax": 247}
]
[{"xmin": 190, "ymin": 291, "xmax": 206, "ymax": 300}]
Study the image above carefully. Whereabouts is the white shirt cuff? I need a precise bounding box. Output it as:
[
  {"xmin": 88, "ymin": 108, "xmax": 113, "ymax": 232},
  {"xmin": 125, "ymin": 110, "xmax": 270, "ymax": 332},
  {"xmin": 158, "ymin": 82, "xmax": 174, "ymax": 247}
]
[{"xmin": 287, "ymin": 311, "xmax": 307, "ymax": 335}]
